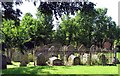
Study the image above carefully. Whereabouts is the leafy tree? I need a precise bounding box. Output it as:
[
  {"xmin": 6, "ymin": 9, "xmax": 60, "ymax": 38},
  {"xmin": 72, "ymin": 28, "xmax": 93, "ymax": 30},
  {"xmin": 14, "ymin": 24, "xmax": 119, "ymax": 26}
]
[
  {"xmin": 55, "ymin": 8, "xmax": 118, "ymax": 48},
  {"xmin": 35, "ymin": 10, "xmax": 54, "ymax": 45},
  {"xmin": 2, "ymin": 1, "xmax": 23, "ymax": 25},
  {"xmin": 1, "ymin": 13, "xmax": 35, "ymax": 54},
  {"xmin": 38, "ymin": 1, "xmax": 95, "ymax": 19},
  {"xmin": 92, "ymin": 8, "xmax": 117, "ymax": 47}
]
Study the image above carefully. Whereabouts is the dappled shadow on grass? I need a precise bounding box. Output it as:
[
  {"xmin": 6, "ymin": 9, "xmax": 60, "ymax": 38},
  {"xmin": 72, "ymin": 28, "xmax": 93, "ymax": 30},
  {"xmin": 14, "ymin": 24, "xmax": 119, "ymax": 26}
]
[
  {"xmin": 1, "ymin": 65, "xmax": 118, "ymax": 76},
  {"xmin": 1, "ymin": 66, "xmax": 52, "ymax": 75}
]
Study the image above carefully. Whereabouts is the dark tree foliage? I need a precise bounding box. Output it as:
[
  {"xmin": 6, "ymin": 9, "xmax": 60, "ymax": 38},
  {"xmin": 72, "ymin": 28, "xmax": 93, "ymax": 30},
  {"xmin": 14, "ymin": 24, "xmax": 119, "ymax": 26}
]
[
  {"xmin": 38, "ymin": 1, "xmax": 95, "ymax": 19},
  {"xmin": 2, "ymin": 1, "xmax": 23, "ymax": 26}
]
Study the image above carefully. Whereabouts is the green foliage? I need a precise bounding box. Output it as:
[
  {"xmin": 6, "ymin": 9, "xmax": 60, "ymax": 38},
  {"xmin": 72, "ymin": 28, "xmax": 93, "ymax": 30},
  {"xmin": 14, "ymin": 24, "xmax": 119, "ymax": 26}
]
[
  {"xmin": 1, "ymin": 19, "xmax": 16, "ymax": 48},
  {"xmin": 55, "ymin": 8, "xmax": 118, "ymax": 47},
  {"xmin": 2, "ymin": 1, "xmax": 120, "ymax": 54},
  {"xmin": 1, "ymin": 11, "xmax": 54, "ymax": 53},
  {"xmin": 35, "ymin": 11, "xmax": 54, "ymax": 44}
]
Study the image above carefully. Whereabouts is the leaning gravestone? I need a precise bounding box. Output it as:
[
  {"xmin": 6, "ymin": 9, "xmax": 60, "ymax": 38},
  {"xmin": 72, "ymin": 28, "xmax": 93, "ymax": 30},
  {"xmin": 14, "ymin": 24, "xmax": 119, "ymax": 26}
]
[
  {"xmin": 51, "ymin": 42, "xmax": 62, "ymax": 54},
  {"xmin": 66, "ymin": 45, "xmax": 75, "ymax": 62},
  {"xmin": 36, "ymin": 53, "xmax": 46, "ymax": 66},
  {"xmin": 0, "ymin": 54, "xmax": 7, "ymax": 69},
  {"xmin": 90, "ymin": 45, "xmax": 96, "ymax": 53},
  {"xmin": 78, "ymin": 44, "xmax": 86, "ymax": 52},
  {"xmin": 78, "ymin": 44, "xmax": 86, "ymax": 56},
  {"xmin": 48, "ymin": 46, "xmax": 57, "ymax": 58},
  {"xmin": 68, "ymin": 54, "xmax": 80, "ymax": 65}
]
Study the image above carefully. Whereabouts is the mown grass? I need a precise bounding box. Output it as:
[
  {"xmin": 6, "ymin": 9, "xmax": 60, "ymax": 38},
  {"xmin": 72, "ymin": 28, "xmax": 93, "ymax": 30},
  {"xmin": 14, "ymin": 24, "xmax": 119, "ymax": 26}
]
[{"xmin": 1, "ymin": 63, "xmax": 118, "ymax": 75}]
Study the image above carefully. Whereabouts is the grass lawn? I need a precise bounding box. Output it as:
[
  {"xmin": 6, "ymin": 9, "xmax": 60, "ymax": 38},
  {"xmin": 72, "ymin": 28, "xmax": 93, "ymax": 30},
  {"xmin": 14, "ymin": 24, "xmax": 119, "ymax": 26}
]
[{"xmin": 0, "ymin": 62, "xmax": 118, "ymax": 75}]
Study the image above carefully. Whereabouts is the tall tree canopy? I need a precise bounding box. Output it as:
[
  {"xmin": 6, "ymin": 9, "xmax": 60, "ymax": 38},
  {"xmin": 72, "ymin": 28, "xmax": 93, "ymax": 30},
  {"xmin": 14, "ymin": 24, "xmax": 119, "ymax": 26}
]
[
  {"xmin": 38, "ymin": 1, "xmax": 95, "ymax": 19},
  {"xmin": 55, "ymin": 8, "xmax": 118, "ymax": 48},
  {"xmin": 1, "ymin": 0, "xmax": 120, "ymax": 54}
]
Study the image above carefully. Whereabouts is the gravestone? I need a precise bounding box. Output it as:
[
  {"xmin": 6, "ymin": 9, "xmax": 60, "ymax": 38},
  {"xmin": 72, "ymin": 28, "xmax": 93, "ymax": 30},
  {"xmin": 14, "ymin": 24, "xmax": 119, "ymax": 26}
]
[
  {"xmin": 68, "ymin": 54, "xmax": 80, "ymax": 65},
  {"xmin": 78, "ymin": 44, "xmax": 86, "ymax": 52},
  {"xmin": 36, "ymin": 53, "xmax": 46, "ymax": 66},
  {"xmin": 0, "ymin": 54, "xmax": 7, "ymax": 69},
  {"xmin": 66, "ymin": 45, "xmax": 75, "ymax": 61},
  {"xmin": 89, "ymin": 45, "xmax": 98, "ymax": 65},
  {"xmin": 67, "ymin": 45, "xmax": 75, "ymax": 54},
  {"xmin": 35, "ymin": 45, "xmax": 49, "ymax": 61},
  {"xmin": 90, "ymin": 45, "xmax": 96, "ymax": 52},
  {"xmin": 48, "ymin": 46, "xmax": 58, "ymax": 58},
  {"xmin": 47, "ymin": 56, "xmax": 63, "ymax": 66},
  {"xmin": 78, "ymin": 44, "xmax": 86, "ymax": 56}
]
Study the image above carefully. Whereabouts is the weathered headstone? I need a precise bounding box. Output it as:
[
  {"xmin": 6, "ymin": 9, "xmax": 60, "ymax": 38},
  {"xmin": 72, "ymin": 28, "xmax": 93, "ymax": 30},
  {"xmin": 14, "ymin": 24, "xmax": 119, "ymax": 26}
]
[
  {"xmin": 90, "ymin": 45, "xmax": 96, "ymax": 52},
  {"xmin": 78, "ymin": 44, "xmax": 86, "ymax": 52},
  {"xmin": 68, "ymin": 54, "xmax": 80, "ymax": 65},
  {"xmin": 48, "ymin": 46, "xmax": 58, "ymax": 58},
  {"xmin": 78, "ymin": 44, "xmax": 86, "ymax": 57},
  {"xmin": 0, "ymin": 54, "xmax": 7, "ymax": 69},
  {"xmin": 36, "ymin": 53, "xmax": 46, "ymax": 66},
  {"xmin": 67, "ymin": 45, "xmax": 75, "ymax": 54},
  {"xmin": 66, "ymin": 45, "xmax": 75, "ymax": 61},
  {"xmin": 89, "ymin": 45, "xmax": 98, "ymax": 65},
  {"xmin": 34, "ymin": 45, "xmax": 49, "ymax": 62}
]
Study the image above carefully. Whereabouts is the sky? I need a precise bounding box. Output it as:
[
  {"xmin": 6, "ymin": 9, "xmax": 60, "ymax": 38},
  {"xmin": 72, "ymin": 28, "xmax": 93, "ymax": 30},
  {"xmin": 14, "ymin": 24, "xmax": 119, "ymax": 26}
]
[{"xmin": 17, "ymin": 0, "xmax": 120, "ymax": 27}]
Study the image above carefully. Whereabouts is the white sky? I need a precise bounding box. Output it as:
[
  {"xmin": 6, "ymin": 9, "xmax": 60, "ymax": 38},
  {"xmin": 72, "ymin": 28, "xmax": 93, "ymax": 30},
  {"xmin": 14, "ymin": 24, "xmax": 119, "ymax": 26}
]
[{"xmin": 17, "ymin": 0, "xmax": 119, "ymax": 26}]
